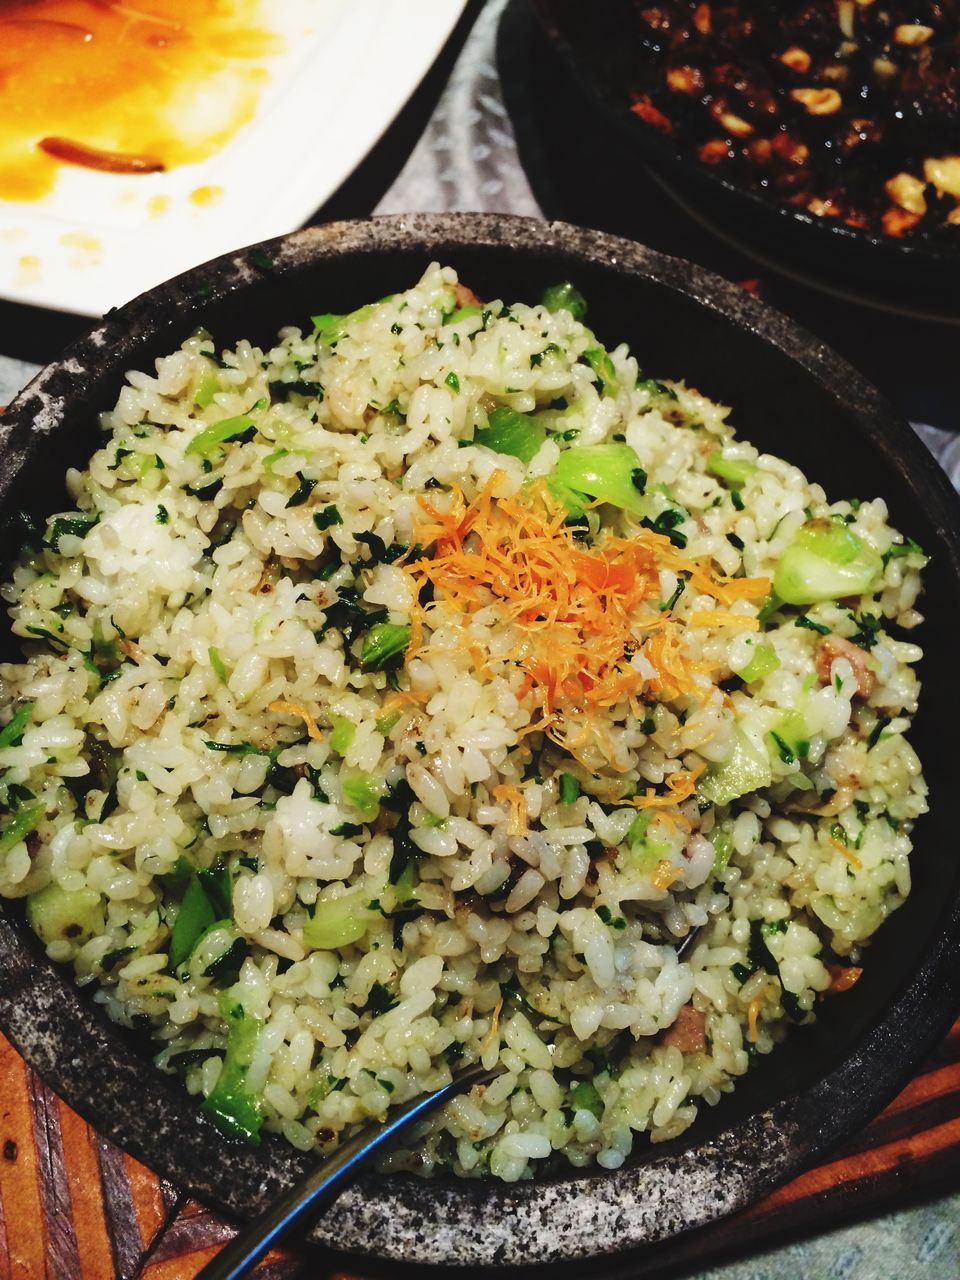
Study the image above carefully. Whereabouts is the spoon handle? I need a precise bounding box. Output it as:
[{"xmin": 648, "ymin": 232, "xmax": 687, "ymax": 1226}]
[{"xmin": 196, "ymin": 1061, "xmax": 498, "ymax": 1280}]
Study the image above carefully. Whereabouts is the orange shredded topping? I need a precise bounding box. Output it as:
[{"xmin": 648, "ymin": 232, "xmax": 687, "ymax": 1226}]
[
  {"xmin": 379, "ymin": 689, "xmax": 429, "ymax": 719},
  {"xmin": 826, "ymin": 964, "xmax": 863, "ymax": 994},
  {"xmin": 480, "ymin": 994, "xmax": 504, "ymax": 1053},
  {"xmin": 651, "ymin": 859, "xmax": 684, "ymax": 891},
  {"xmin": 747, "ymin": 981, "xmax": 769, "ymax": 1043},
  {"xmin": 830, "ymin": 837, "xmax": 863, "ymax": 869},
  {"xmin": 689, "ymin": 611, "xmax": 760, "ymax": 631},
  {"xmin": 630, "ymin": 763, "xmax": 705, "ymax": 811},
  {"xmin": 268, "ymin": 700, "xmax": 323, "ymax": 741},
  {"xmin": 492, "ymin": 783, "xmax": 529, "ymax": 836}
]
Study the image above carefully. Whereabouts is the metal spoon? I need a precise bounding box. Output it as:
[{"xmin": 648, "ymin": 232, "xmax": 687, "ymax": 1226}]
[{"xmin": 196, "ymin": 1060, "xmax": 500, "ymax": 1280}]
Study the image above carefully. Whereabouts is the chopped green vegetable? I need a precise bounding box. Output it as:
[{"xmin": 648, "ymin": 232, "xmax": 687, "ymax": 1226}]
[
  {"xmin": 190, "ymin": 921, "xmax": 247, "ymax": 981},
  {"xmin": 559, "ymin": 773, "xmax": 580, "ymax": 805},
  {"xmin": 581, "ymin": 347, "xmax": 618, "ymax": 397},
  {"xmin": 540, "ymin": 282, "xmax": 587, "ymax": 322},
  {"xmin": 155, "ymin": 504, "xmax": 170, "ymax": 525},
  {"xmin": 341, "ymin": 771, "xmax": 386, "ymax": 821},
  {"xmin": 200, "ymin": 996, "xmax": 263, "ymax": 1144},
  {"xmin": 706, "ymin": 451, "xmax": 756, "ymax": 488},
  {"xmin": 768, "ymin": 710, "xmax": 810, "ymax": 765},
  {"xmin": 313, "ymin": 505, "xmax": 343, "ymax": 530},
  {"xmin": 303, "ymin": 887, "xmax": 373, "ymax": 951},
  {"xmin": 208, "ymin": 647, "xmax": 228, "ymax": 684},
  {"xmin": 360, "ymin": 622, "xmax": 411, "ymax": 670},
  {"xmin": 312, "ymin": 300, "xmax": 391, "ymax": 344},
  {"xmin": 366, "ymin": 981, "xmax": 399, "ymax": 1015},
  {"xmin": 660, "ymin": 580, "xmax": 685, "ymax": 613},
  {"xmin": 774, "ymin": 519, "xmax": 882, "ymax": 605},
  {"xmin": 867, "ymin": 715, "xmax": 892, "ymax": 751},
  {"xmin": 169, "ymin": 874, "xmax": 217, "ymax": 969},
  {"xmin": 549, "ymin": 443, "xmax": 647, "ymax": 517},
  {"xmin": 375, "ymin": 709, "xmax": 402, "ymax": 736},
  {"xmin": 795, "ymin": 614, "xmax": 830, "ymax": 635},
  {"xmin": 570, "ymin": 1080, "xmax": 603, "ymax": 1118},
  {"xmin": 473, "ymin": 406, "xmax": 546, "ymax": 464},
  {"xmin": 882, "ymin": 536, "xmax": 924, "ymax": 567},
  {"xmin": 710, "ymin": 828, "xmax": 734, "ymax": 879},
  {"xmin": 444, "ymin": 371, "xmax": 460, "ymax": 393},
  {"xmin": 0, "ymin": 703, "xmax": 33, "ymax": 749},
  {"xmin": 186, "ymin": 415, "xmax": 255, "ymax": 457},
  {"xmin": 285, "ymin": 474, "xmax": 317, "ymax": 508},
  {"xmin": 736, "ymin": 643, "xmax": 780, "ymax": 684},
  {"xmin": 641, "ymin": 508, "xmax": 688, "ymax": 549},
  {"xmin": 26, "ymin": 884, "xmax": 103, "ymax": 947},
  {"xmin": 447, "ymin": 304, "xmax": 482, "ymax": 325},
  {"xmin": 329, "ymin": 716, "xmax": 356, "ymax": 756},
  {"xmin": 44, "ymin": 514, "xmax": 99, "ymax": 553},
  {"xmin": 699, "ymin": 729, "xmax": 772, "ymax": 807},
  {"xmin": 0, "ymin": 802, "xmax": 44, "ymax": 854},
  {"xmin": 849, "ymin": 612, "xmax": 882, "ymax": 650}
]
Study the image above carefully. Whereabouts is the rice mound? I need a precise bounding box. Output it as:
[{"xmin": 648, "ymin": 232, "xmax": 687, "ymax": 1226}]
[{"xmin": 0, "ymin": 265, "xmax": 927, "ymax": 1180}]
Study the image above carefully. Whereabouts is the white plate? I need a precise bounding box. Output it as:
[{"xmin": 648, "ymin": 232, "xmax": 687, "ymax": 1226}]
[{"xmin": 0, "ymin": 0, "xmax": 466, "ymax": 317}]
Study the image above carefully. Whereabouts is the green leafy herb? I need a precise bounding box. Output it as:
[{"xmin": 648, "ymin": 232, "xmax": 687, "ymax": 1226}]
[
  {"xmin": 44, "ymin": 514, "xmax": 99, "ymax": 553},
  {"xmin": 795, "ymin": 614, "xmax": 831, "ymax": 636},
  {"xmin": 641, "ymin": 508, "xmax": 688, "ymax": 549},
  {"xmin": 313, "ymin": 505, "xmax": 343, "ymax": 530},
  {"xmin": 285, "ymin": 474, "xmax": 317, "ymax": 508},
  {"xmin": 186, "ymin": 415, "xmax": 256, "ymax": 456},
  {"xmin": 444, "ymin": 371, "xmax": 460, "ymax": 393},
  {"xmin": 0, "ymin": 703, "xmax": 33, "ymax": 749},
  {"xmin": 867, "ymin": 715, "xmax": 891, "ymax": 751}
]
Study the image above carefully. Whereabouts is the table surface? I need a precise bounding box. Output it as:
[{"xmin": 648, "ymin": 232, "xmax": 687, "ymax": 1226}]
[{"xmin": 0, "ymin": 2, "xmax": 958, "ymax": 1276}]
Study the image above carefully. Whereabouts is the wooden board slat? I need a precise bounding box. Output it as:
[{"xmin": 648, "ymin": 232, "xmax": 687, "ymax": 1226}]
[{"xmin": 0, "ymin": 1023, "xmax": 957, "ymax": 1280}]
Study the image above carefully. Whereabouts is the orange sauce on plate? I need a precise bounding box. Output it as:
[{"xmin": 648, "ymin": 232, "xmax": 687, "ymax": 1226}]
[{"xmin": 0, "ymin": 0, "xmax": 280, "ymax": 201}]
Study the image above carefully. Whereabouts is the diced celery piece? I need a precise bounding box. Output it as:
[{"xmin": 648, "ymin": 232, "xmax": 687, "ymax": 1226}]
[
  {"xmin": 710, "ymin": 828, "xmax": 734, "ymax": 879},
  {"xmin": 329, "ymin": 716, "xmax": 356, "ymax": 756},
  {"xmin": 549, "ymin": 443, "xmax": 647, "ymax": 517},
  {"xmin": 194, "ymin": 370, "xmax": 218, "ymax": 409},
  {"xmin": 736, "ymin": 642, "xmax": 780, "ymax": 684},
  {"xmin": 26, "ymin": 884, "xmax": 104, "ymax": 947},
  {"xmin": 774, "ymin": 519, "xmax": 881, "ymax": 605},
  {"xmin": 312, "ymin": 297, "xmax": 393, "ymax": 344},
  {"xmin": 200, "ymin": 996, "xmax": 263, "ymax": 1143},
  {"xmin": 768, "ymin": 710, "xmax": 810, "ymax": 765},
  {"xmin": 699, "ymin": 729, "xmax": 773, "ymax": 806},
  {"xmin": 342, "ymin": 771, "xmax": 386, "ymax": 821},
  {"xmin": 707, "ymin": 451, "xmax": 756, "ymax": 488},
  {"xmin": 303, "ymin": 888, "xmax": 373, "ymax": 951},
  {"xmin": 375, "ymin": 709, "xmax": 402, "ymax": 736},
  {"xmin": 473, "ymin": 407, "xmax": 546, "ymax": 464}
]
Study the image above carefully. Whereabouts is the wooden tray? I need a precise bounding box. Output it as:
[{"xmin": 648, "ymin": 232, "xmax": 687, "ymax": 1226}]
[{"xmin": 0, "ymin": 1020, "xmax": 957, "ymax": 1279}]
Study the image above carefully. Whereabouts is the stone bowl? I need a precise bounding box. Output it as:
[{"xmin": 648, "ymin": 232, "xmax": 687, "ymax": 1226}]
[{"xmin": 1, "ymin": 214, "xmax": 959, "ymax": 1272}]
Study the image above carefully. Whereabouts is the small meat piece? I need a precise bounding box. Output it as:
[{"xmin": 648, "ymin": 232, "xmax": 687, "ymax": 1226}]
[
  {"xmin": 661, "ymin": 1003, "xmax": 706, "ymax": 1053},
  {"xmin": 816, "ymin": 634, "xmax": 876, "ymax": 698},
  {"xmin": 454, "ymin": 282, "xmax": 482, "ymax": 309}
]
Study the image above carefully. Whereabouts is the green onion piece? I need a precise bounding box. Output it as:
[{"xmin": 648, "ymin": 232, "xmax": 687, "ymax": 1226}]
[
  {"xmin": 559, "ymin": 773, "xmax": 580, "ymax": 805},
  {"xmin": 194, "ymin": 371, "xmax": 218, "ymax": 409},
  {"xmin": 774, "ymin": 519, "xmax": 882, "ymax": 605},
  {"xmin": 0, "ymin": 703, "xmax": 33, "ymax": 749},
  {"xmin": 26, "ymin": 884, "xmax": 103, "ymax": 947},
  {"xmin": 570, "ymin": 1080, "xmax": 603, "ymax": 1118},
  {"xmin": 341, "ymin": 771, "xmax": 386, "ymax": 821},
  {"xmin": 736, "ymin": 643, "xmax": 780, "ymax": 684},
  {"xmin": 0, "ymin": 802, "xmax": 44, "ymax": 854},
  {"xmin": 208, "ymin": 647, "xmax": 227, "ymax": 684},
  {"xmin": 360, "ymin": 622, "xmax": 411, "ymax": 670},
  {"xmin": 375, "ymin": 708, "xmax": 402, "ymax": 736},
  {"xmin": 706, "ymin": 451, "xmax": 757, "ymax": 488},
  {"xmin": 627, "ymin": 810, "xmax": 652, "ymax": 847},
  {"xmin": 329, "ymin": 716, "xmax": 357, "ymax": 756},
  {"xmin": 262, "ymin": 447, "xmax": 290, "ymax": 475},
  {"xmin": 581, "ymin": 347, "xmax": 618, "ymax": 397},
  {"xmin": 540, "ymin": 282, "xmax": 587, "ymax": 322},
  {"xmin": 169, "ymin": 873, "xmax": 217, "ymax": 969},
  {"xmin": 549, "ymin": 442, "xmax": 647, "ymax": 517},
  {"xmin": 699, "ymin": 729, "xmax": 772, "ymax": 807},
  {"xmin": 710, "ymin": 828, "xmax": 734, "ymax": 879},
  {"xmin": 303, "ymin": 887, "xmax": 373, "ymax": 951},
  {"xmin": 473, "ymin": 406, "xmax": 546, "ymax": 465},
  {"xmin": 312, "ymin": 298, "xmax": 392, "ymax": 344},
  {"xmin": 444, "ymin": 371, "xmax": 460, "ymax": 393},
  {"xmin": 185, "ymin": 415, "xmax": 255, "ymax": 456},
  {"xmin": 200, "ymin": 997, "xmax": 263, "ymax": 1144}
]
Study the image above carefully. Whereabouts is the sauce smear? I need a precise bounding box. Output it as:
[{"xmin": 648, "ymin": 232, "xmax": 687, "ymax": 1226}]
[{"xmin": 0, "ymin": 0, "xmax": 280, "ymax": 201}]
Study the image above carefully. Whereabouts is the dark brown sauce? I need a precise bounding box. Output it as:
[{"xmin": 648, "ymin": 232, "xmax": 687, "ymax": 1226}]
[{"xmin": 0, "ymin": 0, "xmax": 280, "ymax": 201}]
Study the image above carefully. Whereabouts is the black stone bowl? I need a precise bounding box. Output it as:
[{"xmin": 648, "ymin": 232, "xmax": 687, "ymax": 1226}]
[
  {"xmin": 530, "ymin": 0, "xmax": 960, "ymax": 321},
  {"xmin": 1, "ymin": 214, "xmax": 959, "ymax": 1271}
]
